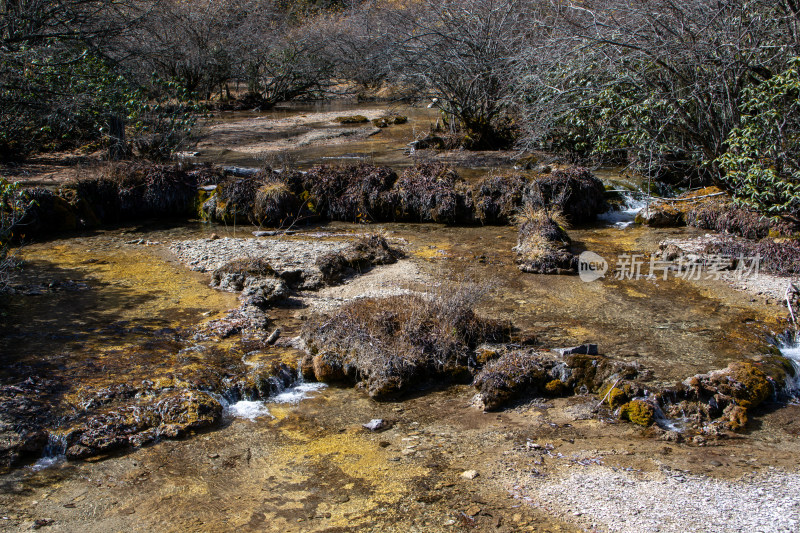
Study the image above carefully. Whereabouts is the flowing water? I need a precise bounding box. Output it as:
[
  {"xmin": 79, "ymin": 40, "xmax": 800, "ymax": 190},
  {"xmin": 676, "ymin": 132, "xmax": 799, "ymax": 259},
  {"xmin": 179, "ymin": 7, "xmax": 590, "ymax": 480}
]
[
  {"xmin": 779, "ymin": 333, "xmax": 800, "ymax": 398},
  {"xmin": 1, "ymin": 102, "xmax": 797, "ymax": 532}
]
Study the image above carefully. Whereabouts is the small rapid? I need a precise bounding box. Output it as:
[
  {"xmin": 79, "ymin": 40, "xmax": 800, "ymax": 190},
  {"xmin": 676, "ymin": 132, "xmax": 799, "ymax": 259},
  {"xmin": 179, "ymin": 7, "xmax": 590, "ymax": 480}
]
[
  {"xmin": 598, "ymin": 191, "xmax": 648, "ymax": 228},
  {"xmin": 778, "ymin": 332, "xmax": 800, "ymax": 399}
]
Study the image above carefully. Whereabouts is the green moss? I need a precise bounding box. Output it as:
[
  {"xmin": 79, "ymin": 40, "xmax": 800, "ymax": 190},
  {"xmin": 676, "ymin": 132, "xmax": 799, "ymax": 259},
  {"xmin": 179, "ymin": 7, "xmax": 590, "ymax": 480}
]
[
  {"xmin": 545, "ymin": 379, "xmax": 567, "ymax": 396},
  {"xmin": 620, "ymin": 400, "xmax": 655, "ymax": 427},
  {"xmin": 729, "ymin": 361, "xmax": 771, "ymax": 408},
  {"xmin": 606, "ymin": 387, "xmax": 628, "ymax": 409}
]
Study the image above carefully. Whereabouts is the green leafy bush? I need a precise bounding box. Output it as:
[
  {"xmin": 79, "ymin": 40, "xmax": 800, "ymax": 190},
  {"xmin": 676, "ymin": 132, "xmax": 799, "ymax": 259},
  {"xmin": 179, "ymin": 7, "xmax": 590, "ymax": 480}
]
[{"xmin": 718, "ymin": 58, "xmax": 800, "ymax": 219}]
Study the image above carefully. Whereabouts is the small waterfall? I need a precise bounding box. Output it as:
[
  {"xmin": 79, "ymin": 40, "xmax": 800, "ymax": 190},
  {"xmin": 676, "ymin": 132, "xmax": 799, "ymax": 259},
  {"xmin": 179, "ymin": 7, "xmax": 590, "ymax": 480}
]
[
  {"xmin": 30, "ymin": 433, "xmax": 68, "ymax": 471},
  {"xmin": 598, "ymin": 191, "xmax": 648, "ymax": 228},
  {"xmin": 220, "ymin": 363, "xmax": 327, "ymax": 420},
  {"xmin": 778, "ymin": 332, "xmax": 800, "ymax": 399}
]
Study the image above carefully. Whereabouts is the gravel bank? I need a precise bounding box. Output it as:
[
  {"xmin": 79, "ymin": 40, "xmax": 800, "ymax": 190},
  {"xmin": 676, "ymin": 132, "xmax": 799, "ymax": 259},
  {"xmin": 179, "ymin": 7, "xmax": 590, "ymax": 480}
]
[
  {"xmin": 512, "ymin": 465, "xmax": 800, "ymax": 532},
  {"xmin": 169, "ymin": 234, "xmax": 429, "ymax": 309},
  {"xmin": 169, "ymin": 236, "xmax": 350, "ymax": 274},
  {"xmin": 659, "ymin": 235, "xmax": 799, "ymax": 303}
]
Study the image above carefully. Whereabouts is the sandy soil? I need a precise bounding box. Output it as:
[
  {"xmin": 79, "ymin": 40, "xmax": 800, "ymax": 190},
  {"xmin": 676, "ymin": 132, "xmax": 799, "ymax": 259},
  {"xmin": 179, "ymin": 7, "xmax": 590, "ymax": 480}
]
[{"xmin": 195, "ymin": 108, "xmax": 388, "ymax": 155}]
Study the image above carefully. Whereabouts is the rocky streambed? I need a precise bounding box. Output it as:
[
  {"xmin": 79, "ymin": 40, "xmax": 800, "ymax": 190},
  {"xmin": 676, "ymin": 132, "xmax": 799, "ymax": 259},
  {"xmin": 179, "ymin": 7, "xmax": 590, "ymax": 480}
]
[
  {"xmin": 0, "ymin": 217, "xmax": 797, "ymax": 531},
  {"xmin": 2, "ymin": 104, "xmax": 800, "ymax": 532}
]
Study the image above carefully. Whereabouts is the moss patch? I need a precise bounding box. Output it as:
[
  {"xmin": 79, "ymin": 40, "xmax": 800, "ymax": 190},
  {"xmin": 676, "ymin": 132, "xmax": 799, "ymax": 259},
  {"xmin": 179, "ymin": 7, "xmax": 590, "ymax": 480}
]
[{"xmin": 620, "ymin": 400, "xmax": 655, "ymax": 427}]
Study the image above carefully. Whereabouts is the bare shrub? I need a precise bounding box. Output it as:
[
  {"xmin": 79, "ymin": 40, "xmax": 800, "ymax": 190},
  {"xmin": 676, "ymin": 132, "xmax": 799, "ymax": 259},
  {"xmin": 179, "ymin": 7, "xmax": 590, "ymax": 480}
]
[
  {"xmin": 392, "ymin": 163, "xmax": 472, "ymax": 223},
  {"xmin": 514, "ymin": 206, "xmax": 576, "ymax": 274},
  {"xmin": 523, "ymin": 167, "xmax": 607, "ymax": 224},
  {"xmin": 301, "ymin": 280, "xmax": 510, "ymax": 399}
]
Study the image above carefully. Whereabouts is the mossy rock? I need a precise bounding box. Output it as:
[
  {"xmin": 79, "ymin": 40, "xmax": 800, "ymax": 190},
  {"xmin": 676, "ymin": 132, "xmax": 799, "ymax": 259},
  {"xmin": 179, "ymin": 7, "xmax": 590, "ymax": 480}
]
[
  {"xmin": 335, "ymin": 115, "xmax": 369, "ymax": 124},
  {"xmin": 195, "ymin": 188, "xmax": 214, "ymax": 220},
  {"xmin": 756, "ymin": 355, "xmax": 795, "ymax": 391},
  {"xmin": 371, "ymin": 116, "xmax": 407, "ymax": 128},
  {"xmin": 620, "ymin": 400, "xmax": 655, "ymax": 427},
  {"xmin": 313, "ymin": 352, "xmax": 348, "ymax": 382},
  {"xmin": 728, "ymin": 361, "xmax": 771, "ymax": 408},
  {"xmin": 606, "ymin": 387, "xmax": 628, "ymax": 409},
  {"xmin": 545, "ymin": 379, "xmax": 567, "ymax": 396},
  {"xmin": 724, "ymin": 404, "xmax": 748, "ymax": 431}
]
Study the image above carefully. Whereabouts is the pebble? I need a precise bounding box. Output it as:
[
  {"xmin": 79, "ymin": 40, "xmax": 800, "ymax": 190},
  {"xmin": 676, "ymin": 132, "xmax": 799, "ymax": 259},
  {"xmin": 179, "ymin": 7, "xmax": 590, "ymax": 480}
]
[
  {"xmin": 461, "ymin": 470, "xmax": 480, "ymax": 480},
  {"xmin": 362, "ymin": 419, "xmax": 392, "ymax": 432},
  {"xmin": 465, "ymin": 505, "xmax": 481, "ymax": 517},
  {"xmin": 524, "ymin": 466, "xmax": 800, "ymax": 532}
]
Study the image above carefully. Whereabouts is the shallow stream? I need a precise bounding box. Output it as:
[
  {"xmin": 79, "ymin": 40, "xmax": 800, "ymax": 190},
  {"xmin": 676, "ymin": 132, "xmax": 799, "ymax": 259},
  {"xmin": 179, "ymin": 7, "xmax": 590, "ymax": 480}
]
[{"xmin": 0, "ymin": 102, "xmax": 796, "ymax": 532}]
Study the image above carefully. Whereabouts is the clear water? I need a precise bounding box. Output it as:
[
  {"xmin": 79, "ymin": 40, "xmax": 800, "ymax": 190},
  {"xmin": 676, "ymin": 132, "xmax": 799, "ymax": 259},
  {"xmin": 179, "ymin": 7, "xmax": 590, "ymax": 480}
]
[
  {"xmin": 598, "ymin": 192, "xmax": 647, "ymax": 229},
  {"xmin": 270, "ymin": 382, "xmax": 327, "ymax": 404},
  {"xmin": 779, "ymin": 335, "xmax": 800, "ymax": 398}
]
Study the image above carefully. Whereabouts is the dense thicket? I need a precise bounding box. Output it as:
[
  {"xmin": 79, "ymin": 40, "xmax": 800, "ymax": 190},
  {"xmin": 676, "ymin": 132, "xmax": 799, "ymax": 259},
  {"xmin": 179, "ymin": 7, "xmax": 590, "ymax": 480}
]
[{"xmin": 3, "ymin": 0, "xmax": 800, "ymax": 217}]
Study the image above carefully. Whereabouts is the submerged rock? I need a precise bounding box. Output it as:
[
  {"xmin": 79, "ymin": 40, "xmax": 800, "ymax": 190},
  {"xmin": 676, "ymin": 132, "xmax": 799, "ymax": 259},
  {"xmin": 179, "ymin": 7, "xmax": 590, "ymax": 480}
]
[
  {"xmin": 362, "ymin": 418, "xmax": 393, "ymax": 432},
  {"xmin": 64, "ymin": 390, "xmax": 223, "ymax": 460}
]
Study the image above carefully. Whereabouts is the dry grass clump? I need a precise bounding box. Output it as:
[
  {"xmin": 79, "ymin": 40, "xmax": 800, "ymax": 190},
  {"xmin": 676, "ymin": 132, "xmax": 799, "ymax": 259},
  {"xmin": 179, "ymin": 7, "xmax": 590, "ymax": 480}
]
[
  {"xmin": 251, "ymin": 179, "xmax": 298, "ymax": 227},
  {"xmin": 301, "ymin": 283, "xmax": 510, "ymax": 399},
  {"xmin": 392, "ymin": 163, "xmax": 472, "ymax": 224},
  {"xmin": 513, "ymin": 206, "xmax": 576, "ymax": 274},
  {"xmin": 11, "ymin": 162, "xmax": 226, "ymax": 236},
  {"xmin": 200, "ymin": 171, "xmax": 302, "ymax": 227},
  {"xmin": 686, "ymin": 201, "xmax": 794, "ymax": 239},
  {"xmin": 335, "ymin": 115, "xmax": 369, "ymax": 124},
  {"xmin": 523, "ymin": 166, "xmax": 607, "ymax": 224},
  {"xmin": 472, "ymin": 173, "xmax": 528, "ymax": 225},
  {"xmin": 473, "ymin": 350, "xmax": 552, "ymax": 411},
  {"xmin": 702, "ymin": 236, "xmax": 800, "ymax": 275},
  {"xmin": 301, "ymin": 164, "xmax": 398, "ymax": 222},
  {"xmin": 202, "ymin": 176, "xmax": 263, "ymax": 224},
  {"xmin": 316, "ymin": 233, "xmax": 403, "ymax": 283},
  {"xmin": 66, "ymin": 162, "xmax": 221, "ymax": 223}
]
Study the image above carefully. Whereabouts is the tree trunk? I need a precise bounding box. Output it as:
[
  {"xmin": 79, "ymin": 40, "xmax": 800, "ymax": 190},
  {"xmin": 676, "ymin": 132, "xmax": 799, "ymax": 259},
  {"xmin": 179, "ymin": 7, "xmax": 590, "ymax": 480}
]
[{"xmin": 108, "ymin": 114, "xmax": 128, "ymax": 160}]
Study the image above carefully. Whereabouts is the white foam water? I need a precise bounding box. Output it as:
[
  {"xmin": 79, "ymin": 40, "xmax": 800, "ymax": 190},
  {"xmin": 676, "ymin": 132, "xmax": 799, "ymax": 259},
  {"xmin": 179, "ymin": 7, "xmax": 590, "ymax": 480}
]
[
  {"xmin": 28, "ymin": 434, "xmax": 67, "ymax": 471},
  {"xmin": 221, "ymin": 381, "xmax": 327, "ymax": 420},
  {"xmin": 30, "ymin": 456, "xmax": 64, "ymax": 472},
  {"xmin": 271, "ymin": 382, "xmax": 327, "ymax": 404},
  {"xmin": 779, "ymin": 336, "xmax": 800, "ymax": 398},
  {"xmin": 598, "ymin": 192, "xmax": 647, "ymax": 229},
  {"xmin": 224, "ymin": 399, "xmax": 273, "ymax": 420}
]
